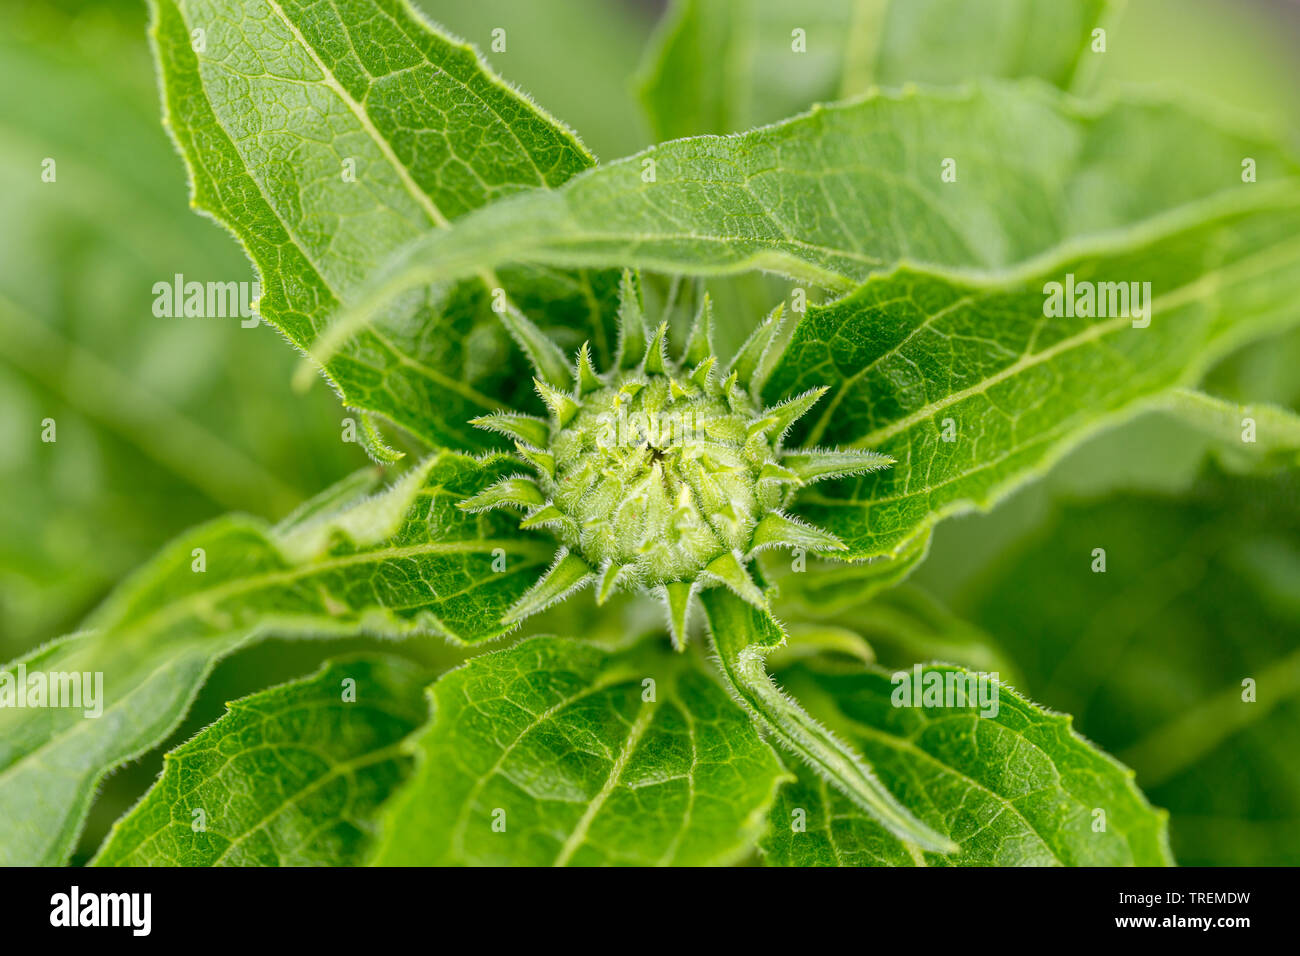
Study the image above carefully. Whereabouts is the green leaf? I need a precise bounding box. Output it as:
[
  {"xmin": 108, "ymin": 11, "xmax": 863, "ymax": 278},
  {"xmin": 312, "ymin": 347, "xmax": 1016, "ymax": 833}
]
[
  {"xmin": 371, "ymin": 636, "xmax": 789, "ymax": 865},
  {"xmin": 637, "ymin": 0, "xmax": 1110, "ymax": 140},
  {"xmin": 91, "ymin": 655, "xmax": 427, "ymax": 866},
  {"xmin": 148, "ymin": 0, "xmax": 616, "ymax": 450},
  {"xmin": 767, "ymin": 198, "xmax": 1300, "ymax": 559},
  {"xmin": 0, "ymin": 451, "xmax": 550, "ymax": 866},
  {"xmin": 760, "ymin": 661, "xmax": 1173, "ymax": 866},
  {"xmin": 330, "ymin": 81, "xmax": 1299, "ymax": 332},
  {"xmin": 956, "ymin": 467, "xmax": 1300, "ymax": 865}
]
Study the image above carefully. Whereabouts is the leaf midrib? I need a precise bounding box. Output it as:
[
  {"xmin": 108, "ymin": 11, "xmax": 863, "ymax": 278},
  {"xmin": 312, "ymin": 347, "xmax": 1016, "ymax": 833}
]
[
  {"xmin": 262, "ymin": 0, "xmax": 450, "ymax": 230},
  {"xmin": 166, "ymin": 0, "xmax": 508, "ymax": 414},
  {"xmin": 835, "ymin": 711, "xmax": 1064, "ymax": 864},
  {"xmin": 552, "ymin": 699, "xmax": 657, "ymax": 866},
  {"xmin": 445, "ymin": 667, "xmax": 639, "ymax": 860}
]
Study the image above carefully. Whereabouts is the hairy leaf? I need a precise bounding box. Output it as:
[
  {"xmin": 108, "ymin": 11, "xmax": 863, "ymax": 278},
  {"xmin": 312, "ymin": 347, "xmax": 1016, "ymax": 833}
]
[
  {"xmin": 760, "ymin": 661, "xmax": 1173, "ymax": 866},
  {"xmin": 0, "ymin": 452, "xmax": 549, "ymax": 866},
  {"xmin": 92, "ymin": 655, "xmax": 427, "ymax": 866},
  {"xmin": 372, "ymin": 636, "xmax": 789, "ymax": 865},
  {"xmin": 148, "ymin": 0, "xmax": 616, "ymax": 450},
  {"xmin": 637, "ymin": 0, "xmax": 1110, "ymax": 140},
  {"xmin": 330, "ymin": 81, "xmax": 1298, "ymax": 339},
  {"xmin": 766, "ymin": 200, "xmax": 1300, "ymax": 559}
]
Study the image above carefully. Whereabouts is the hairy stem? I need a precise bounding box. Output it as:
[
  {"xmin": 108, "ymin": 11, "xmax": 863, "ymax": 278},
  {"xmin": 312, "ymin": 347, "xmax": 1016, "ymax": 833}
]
[{"xmin": 702, "ymin": 588, "xmax": 957, "ymax": 855}]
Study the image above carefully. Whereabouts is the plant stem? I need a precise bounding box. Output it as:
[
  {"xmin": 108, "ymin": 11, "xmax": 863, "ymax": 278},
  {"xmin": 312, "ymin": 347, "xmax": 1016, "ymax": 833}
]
[{"xmin": 703, "ymin": 589, "xmax": 957, "ymax": 855}]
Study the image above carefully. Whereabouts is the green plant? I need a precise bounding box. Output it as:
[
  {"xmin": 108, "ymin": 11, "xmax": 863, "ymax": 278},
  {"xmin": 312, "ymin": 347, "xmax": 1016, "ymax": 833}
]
[{"xmin": 3, "ymin": 0, "xmax": 1298, "ymax": 867}]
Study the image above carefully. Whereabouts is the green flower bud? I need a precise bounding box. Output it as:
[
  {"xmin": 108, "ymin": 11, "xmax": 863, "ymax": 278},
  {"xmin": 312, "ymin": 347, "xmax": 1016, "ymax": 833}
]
[{"xmin": 459, "ymin": 273, "xmax": 894, "ymax": 646}]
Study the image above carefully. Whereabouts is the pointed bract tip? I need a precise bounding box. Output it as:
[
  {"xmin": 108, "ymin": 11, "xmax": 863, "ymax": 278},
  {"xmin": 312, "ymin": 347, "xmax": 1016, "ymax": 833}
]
[
  {"xmin": 501, "ymin": 549, "xmax": 594, "ymax": 626},
  {"xmin": 749, "ymin": 511, "xmax": 845, "ymax": 557},
  {"xmin": 662, "ymin": 581, "xmax": 694, "ymax": 651},
  {"xmin": 689, "ymin": 355, "xmax": 717, "ymax": 391},
  {"xmin": 728, "ymin": 302, "xmax": 785, "ymax": 391},
  {"xmin": 596, "ymin": 560, "xmax": 629, "ymax": 605},
  {"xmin": 470, "ymin": 411, "xmax": 552, "ymax": 449},
  {"xmin": 576, "ymin": 341, "xmax": 603, "ymax": 394},
  {"xmin": 498, "ymin": 301, "xmax": 571, "ymax": 388},
  {"xmin": 701, "ymin": 551, "xmax": 768, "ymax": 610},
  {"xmin": 683, "ymin": 293, "xmax": 714, "ymax": 365},
  {"xmin": 782, "ymin": 447, "xmax": 894, "ymax": 483},
  {"xmin": 616, "ymin": 270, "xmax": 648, "ymax": 370},
  {"xmin": 458, "ymin": 476, "xmax": 545, "ymax": 513},
  {"xmin": 644, "ymin": 321, "xmax": 670, "ymax": 375},
  {"xmin": 533, "ymin": 377, "xmax": 580, "ymax": 427},
  {"xmin": 758, "ymin": 386, "xmax": 830, "ymax": 444}
]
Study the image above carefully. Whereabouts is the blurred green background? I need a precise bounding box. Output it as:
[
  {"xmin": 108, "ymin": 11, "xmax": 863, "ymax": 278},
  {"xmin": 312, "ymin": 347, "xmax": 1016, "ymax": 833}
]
[{"xmin": 2, "ymin": 0, "xmax": 1297, "ymax": 864}]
